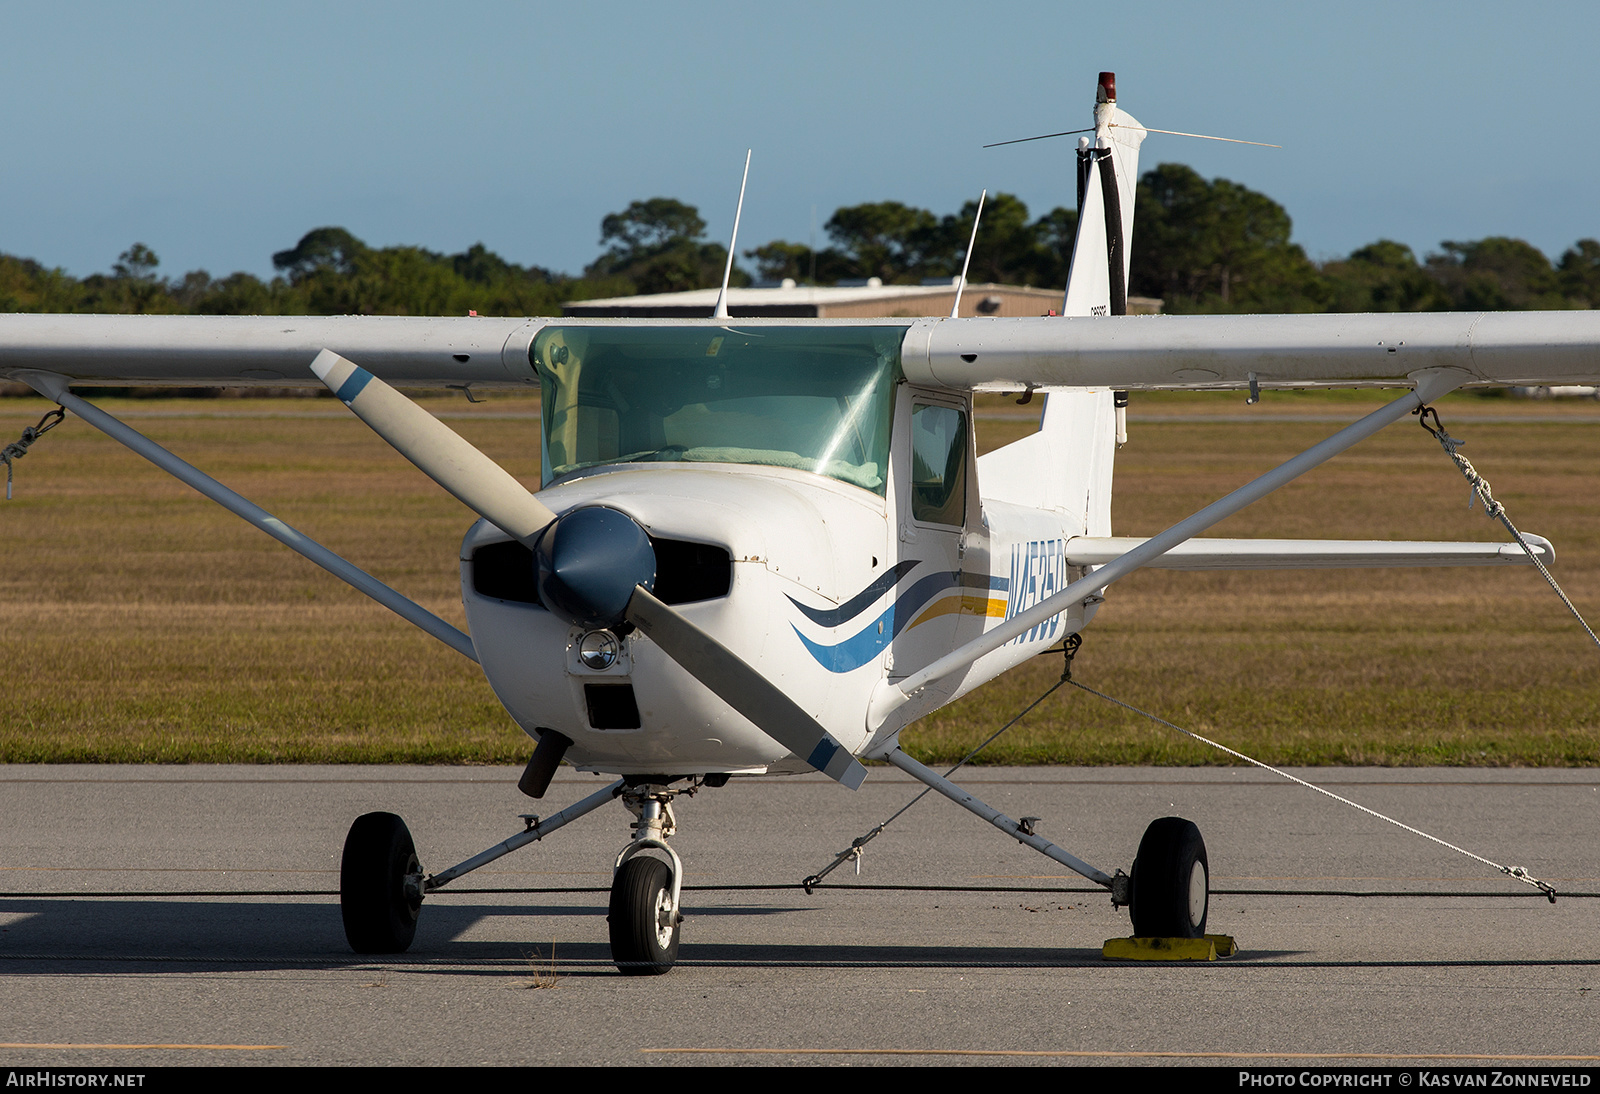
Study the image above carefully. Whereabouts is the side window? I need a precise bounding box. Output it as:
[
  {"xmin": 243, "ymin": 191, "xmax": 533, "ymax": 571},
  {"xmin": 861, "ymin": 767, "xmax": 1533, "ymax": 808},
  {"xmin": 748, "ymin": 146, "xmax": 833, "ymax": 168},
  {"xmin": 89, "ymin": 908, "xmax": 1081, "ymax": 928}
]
[{"xmin": 910, "ymin": 404, "xmax": 967, "ymax": 527}]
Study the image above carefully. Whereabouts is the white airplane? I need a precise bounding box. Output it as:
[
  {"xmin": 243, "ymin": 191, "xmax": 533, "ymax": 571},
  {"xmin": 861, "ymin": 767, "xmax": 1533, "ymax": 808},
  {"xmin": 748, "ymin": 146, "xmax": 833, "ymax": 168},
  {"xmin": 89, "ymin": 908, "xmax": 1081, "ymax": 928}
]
[{"xmin": 3, "ymin": 73, "xmax": 1595, "ymax": 973}]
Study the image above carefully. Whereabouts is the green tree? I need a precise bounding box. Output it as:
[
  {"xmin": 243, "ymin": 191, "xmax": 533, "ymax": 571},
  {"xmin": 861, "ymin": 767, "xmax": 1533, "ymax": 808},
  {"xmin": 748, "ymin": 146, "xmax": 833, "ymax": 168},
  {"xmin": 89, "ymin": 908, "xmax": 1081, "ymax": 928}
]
[
  {"xmin": 1558, "ymin": 239, "xmax": 1600, "ymax": 307},
  {"xmin": 956, "ymin": 193, "xmax": 1078, "ymax": 288},
  {"xmin": 272, "ymin": 227, "xmax": 369, "ymax": 280},
  {"xmin": 193, "ymin": 272, "xmax": 281, "ymax": 315},
  {"xmin": 112, "ymin": 243, "xmax": 160, "ymax": 282},
  {"xmin": 1131, "ymin": 164, "xmax": 1323, "ymax": 312},
  {"xmin": 824, "ymin": 201, "xmax": 948, "ymax": 283},
  {"xmin": 746, "ymin": 240, "xmax": 813, "ymax": 283},
  {"xmin": 1427, "ymin": 237, "xmax": 1567, "ymax": 310},
  {"xmin": 1319, "ymin": 240, "xmax": 1448, "ymax": 312},
  {"xmin": 1030, "ymin": 205, "xmax": 1079, "ymax": 289},
  {"xmin": 587, "ymin": 198, "xmax": 733, "ymax": 294},
  {"xmin": 108, "ymin": 243, "xmax": 171, "ymax": 313},
  {"xmin": 598, "ymin": 199, "xmax": 706, "ymax": 262},
  {"xmin": 0, "ymin": 255, "xmax": 79, "ymax": 312}
]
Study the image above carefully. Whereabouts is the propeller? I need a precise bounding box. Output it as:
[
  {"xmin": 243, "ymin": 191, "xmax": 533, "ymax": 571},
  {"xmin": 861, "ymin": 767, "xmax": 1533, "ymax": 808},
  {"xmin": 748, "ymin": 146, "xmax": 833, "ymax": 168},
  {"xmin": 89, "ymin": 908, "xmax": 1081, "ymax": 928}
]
[
  {"xmin": 310, "ymin": 349, "xmax": 867, "ymax": 790},
  {"xmin": 310, "ymin": 350, "xmax": 558, "ymax": 544}
]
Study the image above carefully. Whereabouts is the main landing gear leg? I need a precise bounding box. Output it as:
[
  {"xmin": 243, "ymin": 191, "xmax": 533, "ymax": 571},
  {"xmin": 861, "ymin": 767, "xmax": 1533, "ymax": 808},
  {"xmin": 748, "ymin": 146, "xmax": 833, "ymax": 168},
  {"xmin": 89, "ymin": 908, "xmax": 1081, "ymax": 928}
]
[
  {"xmin": 882, "ymin": 748, "xmax": 1212, "ymax": 935},
  {"xmin": 884, "ymin": 747, "xmax": 1130, "ymax": 899}
]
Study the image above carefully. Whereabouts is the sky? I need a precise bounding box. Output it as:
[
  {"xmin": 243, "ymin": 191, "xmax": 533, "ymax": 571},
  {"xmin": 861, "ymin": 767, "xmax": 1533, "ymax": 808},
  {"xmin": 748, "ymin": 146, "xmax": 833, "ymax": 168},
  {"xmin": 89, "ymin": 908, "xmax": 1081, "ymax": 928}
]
[{"xmin": 4, "ymin": 1, "xmax": 1598, "ymax": 284}]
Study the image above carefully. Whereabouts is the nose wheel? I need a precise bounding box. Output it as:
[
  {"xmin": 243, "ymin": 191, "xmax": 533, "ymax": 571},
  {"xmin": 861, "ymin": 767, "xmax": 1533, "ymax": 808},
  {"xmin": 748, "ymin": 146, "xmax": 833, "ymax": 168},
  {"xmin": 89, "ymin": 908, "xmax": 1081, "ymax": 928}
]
[
  {"xmin": 1129, "ymin": 816, "xmax": 1209, "ymax": 938},
  {"xmin": 608, "ymin": 856, "xmax": 681, "ymax": 975},
  {"xmin": 607, "ymin": 784, "xmax": 687, "ymax": 974}
]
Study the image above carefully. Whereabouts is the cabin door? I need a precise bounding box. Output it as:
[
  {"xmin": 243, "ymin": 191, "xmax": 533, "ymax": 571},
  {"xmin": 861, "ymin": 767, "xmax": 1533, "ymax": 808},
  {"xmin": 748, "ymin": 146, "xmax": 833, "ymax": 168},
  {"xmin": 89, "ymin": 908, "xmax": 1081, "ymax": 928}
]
[{"xmin": 887, "ymin": 394, "xmax": 970, "ymax": 680}]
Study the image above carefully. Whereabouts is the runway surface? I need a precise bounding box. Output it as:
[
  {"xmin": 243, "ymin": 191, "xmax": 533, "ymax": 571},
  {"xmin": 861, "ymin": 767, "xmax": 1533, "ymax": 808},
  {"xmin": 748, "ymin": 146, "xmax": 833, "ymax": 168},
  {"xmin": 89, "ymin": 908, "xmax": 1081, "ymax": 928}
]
[{"xmin": 1, "ymin": 764, "xmax": 1595, "ymax": 1067}]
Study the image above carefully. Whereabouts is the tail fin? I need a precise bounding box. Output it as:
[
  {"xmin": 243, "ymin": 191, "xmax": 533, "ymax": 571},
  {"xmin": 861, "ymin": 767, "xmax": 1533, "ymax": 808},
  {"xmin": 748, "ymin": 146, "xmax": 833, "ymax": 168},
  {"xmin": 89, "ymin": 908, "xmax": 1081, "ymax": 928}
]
[
  {"xmin": 980, "ymin": 72, "xmax": 1138, "ymax": 537},
  {"xmin": 1061, "ymin": 71, "xmax": 1146, "ymax": 317},
  {"xmin": 976, "ymin": 386, "xmax": 1118, "ymax": 535}
]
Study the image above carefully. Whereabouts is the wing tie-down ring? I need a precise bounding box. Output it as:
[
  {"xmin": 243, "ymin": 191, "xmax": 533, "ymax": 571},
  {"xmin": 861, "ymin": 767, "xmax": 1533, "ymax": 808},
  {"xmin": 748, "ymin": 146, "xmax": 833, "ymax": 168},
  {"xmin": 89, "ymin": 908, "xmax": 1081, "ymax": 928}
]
[{"xmin": 2, "ymin": 405, "xmax": 65, "ymax": 500}]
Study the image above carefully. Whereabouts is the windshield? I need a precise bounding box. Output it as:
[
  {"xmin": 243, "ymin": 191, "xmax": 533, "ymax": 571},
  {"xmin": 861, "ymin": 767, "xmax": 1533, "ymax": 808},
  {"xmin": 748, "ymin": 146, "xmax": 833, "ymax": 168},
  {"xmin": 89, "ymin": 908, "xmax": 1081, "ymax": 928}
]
[{"xmin": 533, "ymin": 325, "xmax": 904, "ymax": 495}]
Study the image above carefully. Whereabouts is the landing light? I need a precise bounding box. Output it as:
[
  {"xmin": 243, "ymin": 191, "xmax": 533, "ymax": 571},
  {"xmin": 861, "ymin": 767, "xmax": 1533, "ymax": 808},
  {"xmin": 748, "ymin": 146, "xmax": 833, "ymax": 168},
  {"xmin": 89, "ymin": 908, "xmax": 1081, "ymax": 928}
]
[{"xmin": 578, "ymin": 630, "xmax": 620, "ymax": 670}]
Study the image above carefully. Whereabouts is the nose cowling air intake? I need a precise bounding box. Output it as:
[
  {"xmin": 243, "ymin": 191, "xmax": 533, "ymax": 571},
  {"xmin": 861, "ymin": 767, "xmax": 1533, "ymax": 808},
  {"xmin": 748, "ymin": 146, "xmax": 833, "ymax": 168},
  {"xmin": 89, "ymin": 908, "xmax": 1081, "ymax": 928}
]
[{"xmin": 535, "ymin": 507, "xmax": 657, "ymax": 629}]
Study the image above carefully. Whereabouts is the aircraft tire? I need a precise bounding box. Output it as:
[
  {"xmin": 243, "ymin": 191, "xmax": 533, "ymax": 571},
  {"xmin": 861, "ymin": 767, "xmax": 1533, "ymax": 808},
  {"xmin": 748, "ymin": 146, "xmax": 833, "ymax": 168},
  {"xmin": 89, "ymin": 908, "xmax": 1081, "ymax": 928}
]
[
  {"xmin": 608, "ymin": 856, "xmax": 680, "ymax": 975},
  {"xmin": 340, "ymin": 811, "xmax": 422, "ymax": 954},
  {"xmin": 1129, "ymin": 816, "xmax": 1208, "ymax": 939}
]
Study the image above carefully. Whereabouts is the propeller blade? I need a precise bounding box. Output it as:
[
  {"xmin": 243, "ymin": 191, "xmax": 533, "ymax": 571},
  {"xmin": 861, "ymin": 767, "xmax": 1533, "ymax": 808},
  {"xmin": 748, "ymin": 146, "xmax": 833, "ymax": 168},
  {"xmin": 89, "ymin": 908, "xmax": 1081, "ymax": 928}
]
[
  {"xmin": 310, "ymin": 349, "xmax": 557, "ymax": 545},
  {"xmin": 625, "ymin": 586, "xmax": 868, "ymax": 790}
]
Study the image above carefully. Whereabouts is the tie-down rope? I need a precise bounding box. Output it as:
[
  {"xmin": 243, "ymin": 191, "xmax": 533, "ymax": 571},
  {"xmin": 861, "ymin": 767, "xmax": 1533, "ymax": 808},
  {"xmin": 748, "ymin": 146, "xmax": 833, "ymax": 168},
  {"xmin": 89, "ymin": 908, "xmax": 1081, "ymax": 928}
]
[
  {"xmin": 1065, "ymin": 678, "xmax": 1556, "ymax": 902},
  {"xmin": 1415, "ymin": 403, "xmax": 1599, "ymax": 652}
]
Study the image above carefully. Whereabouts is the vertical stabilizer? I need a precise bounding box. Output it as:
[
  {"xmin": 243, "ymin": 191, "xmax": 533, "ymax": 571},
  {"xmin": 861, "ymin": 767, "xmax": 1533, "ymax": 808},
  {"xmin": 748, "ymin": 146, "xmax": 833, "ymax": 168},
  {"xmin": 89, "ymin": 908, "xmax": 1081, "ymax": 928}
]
[
  {"xmin": 984, "ymin": 73, "xmax": 1133, "ymax": 535},
  {"xmin": 1062, "ymin": 71, "xmax": 1146, "ymax": 317}
]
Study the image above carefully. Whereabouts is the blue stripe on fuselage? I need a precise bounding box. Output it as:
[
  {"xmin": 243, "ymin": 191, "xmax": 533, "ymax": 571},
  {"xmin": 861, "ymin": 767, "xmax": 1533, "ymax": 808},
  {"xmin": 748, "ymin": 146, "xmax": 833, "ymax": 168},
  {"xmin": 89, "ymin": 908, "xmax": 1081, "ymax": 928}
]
[
  {"xmin": 793, "ymin": 569, "xmax": 1009, "ymax": 674},
  {"xmin": 786, "ymin": 559, "xmax": 918, "ymax": 627}
]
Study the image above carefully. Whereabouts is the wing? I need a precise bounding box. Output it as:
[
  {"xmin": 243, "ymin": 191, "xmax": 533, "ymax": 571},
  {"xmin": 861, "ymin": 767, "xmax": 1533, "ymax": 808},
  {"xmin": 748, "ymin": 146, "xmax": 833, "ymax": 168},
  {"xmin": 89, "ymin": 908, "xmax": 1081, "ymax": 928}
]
[
  {"xmin": 0, "ymin": 313, "xmax": 540, "ymax": 387},
  {"xmin": 907, "ymin": 311, "xmax": 1600, "ymax": 391},
  {"xmin": 6, "ymin": 310, "xmax": 1600, "ymax": 392}
]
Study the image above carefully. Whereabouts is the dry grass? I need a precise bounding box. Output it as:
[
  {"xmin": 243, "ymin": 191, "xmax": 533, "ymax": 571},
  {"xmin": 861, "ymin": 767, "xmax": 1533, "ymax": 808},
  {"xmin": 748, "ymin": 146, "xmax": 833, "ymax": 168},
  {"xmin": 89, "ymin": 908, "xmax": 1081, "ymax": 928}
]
[
  {"xmin": 2, "ymin": 388, "xmax": 1597, "ymax": 765},
  {"xmin": 912, "ymin": 392, "xmax": 1600, "ymax": 765},
  {"xmin": 0, "ymin": 392, "xmax": 537, "ymax": 763}
]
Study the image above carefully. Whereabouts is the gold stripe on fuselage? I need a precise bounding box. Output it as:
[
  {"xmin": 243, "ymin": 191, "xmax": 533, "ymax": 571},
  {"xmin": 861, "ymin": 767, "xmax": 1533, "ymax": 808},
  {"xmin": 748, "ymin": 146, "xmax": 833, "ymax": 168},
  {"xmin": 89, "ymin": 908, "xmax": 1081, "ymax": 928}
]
[{"xmin": 908, "ymin": 594, "xmax": 1007, "ymax": 630}]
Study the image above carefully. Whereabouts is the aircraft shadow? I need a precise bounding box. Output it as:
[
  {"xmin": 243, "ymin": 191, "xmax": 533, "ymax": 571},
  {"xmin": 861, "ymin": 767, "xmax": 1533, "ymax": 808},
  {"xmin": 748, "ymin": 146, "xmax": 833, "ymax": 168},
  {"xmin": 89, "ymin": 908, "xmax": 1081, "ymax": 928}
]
[
  {"xmin": 0, "ymin": 897, "xmax": 1337, "ymax": 973},
  {"xmin": 0, "ymin": 896, "xmax": 815, "ymax": 973}
]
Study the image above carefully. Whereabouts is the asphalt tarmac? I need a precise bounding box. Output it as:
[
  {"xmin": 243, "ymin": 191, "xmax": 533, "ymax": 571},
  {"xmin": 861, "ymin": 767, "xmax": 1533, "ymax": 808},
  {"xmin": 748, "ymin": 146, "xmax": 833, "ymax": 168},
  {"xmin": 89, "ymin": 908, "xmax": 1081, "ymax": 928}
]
[{"xmin": 1, "ymin": 765, "xmax": 1595, "ymax": 1067}]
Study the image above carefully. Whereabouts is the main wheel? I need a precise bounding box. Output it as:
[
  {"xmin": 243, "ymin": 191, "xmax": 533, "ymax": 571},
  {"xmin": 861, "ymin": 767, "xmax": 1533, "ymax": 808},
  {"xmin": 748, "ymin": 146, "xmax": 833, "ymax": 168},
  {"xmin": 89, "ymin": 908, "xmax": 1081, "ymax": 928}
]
[
  {"xmin": 1129, "ymin": 816, "xmax": 1209, "ymax": 939},
  {"xmin": 340, "ymin": 811, "xmax": 423, "ymax": 954},
  {"xmin": 608, "ymin": 856, "xmax": 680, "ymax": 975}
]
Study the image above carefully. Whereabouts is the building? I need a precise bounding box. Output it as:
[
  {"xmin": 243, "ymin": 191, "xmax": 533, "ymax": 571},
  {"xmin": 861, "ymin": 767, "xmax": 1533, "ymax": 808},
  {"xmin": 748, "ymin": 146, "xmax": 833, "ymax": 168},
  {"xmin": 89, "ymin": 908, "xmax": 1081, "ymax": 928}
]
[{"xmin": 563, "ymin": 278, "xmax": 1162, "ymax": 319}]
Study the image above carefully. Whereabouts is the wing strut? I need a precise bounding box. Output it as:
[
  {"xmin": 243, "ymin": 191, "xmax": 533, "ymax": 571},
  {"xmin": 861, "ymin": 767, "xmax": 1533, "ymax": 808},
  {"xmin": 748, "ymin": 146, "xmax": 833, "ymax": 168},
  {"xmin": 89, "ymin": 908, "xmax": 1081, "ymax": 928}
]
[
  {"xmin": 8, "ymin": 369, "xmax": 479, "ymax": 663},
  {"xmin": 883, "ymin": 749, "xmax": 1119, "ymax": 890},
  {"xmin": 874, "ymin": 368, "xmax": 1469, "ymax": 725}
]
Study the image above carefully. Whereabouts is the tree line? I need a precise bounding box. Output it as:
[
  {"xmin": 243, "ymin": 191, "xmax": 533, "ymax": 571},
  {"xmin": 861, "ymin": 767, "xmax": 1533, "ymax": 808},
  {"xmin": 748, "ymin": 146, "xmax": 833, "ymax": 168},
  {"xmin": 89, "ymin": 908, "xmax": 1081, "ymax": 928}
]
[{"xmin": 4, "ymin": 162, "xmax": 1599, "ymax": 317}]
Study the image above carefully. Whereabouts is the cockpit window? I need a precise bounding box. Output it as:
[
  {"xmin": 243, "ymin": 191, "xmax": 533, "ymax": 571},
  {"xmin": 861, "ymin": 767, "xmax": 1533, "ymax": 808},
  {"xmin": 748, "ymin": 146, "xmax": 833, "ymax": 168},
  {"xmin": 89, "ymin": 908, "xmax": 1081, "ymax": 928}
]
[
  {"xmin": 532, "ymin": 325, "xmax": 904, "ymax": 495},
  {"xmin": 910, "ymin": 404, "xmax": 967, "ymax": 526}
]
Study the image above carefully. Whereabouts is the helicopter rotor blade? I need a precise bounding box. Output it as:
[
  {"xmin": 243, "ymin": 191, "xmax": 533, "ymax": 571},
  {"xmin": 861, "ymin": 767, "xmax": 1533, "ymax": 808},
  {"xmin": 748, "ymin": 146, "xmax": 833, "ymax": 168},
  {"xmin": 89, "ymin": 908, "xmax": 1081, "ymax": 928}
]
[{"xmin": 625, "ymin": 586, "xmax": 869, "ymax": 790}]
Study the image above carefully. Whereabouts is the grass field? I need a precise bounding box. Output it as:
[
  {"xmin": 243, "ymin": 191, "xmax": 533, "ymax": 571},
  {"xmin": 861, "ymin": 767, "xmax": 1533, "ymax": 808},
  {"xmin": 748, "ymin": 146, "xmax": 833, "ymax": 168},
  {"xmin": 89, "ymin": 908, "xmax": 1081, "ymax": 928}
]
[{"xmin": 2, "ymin": 388, "xmax": 1596, "ymax": 766}]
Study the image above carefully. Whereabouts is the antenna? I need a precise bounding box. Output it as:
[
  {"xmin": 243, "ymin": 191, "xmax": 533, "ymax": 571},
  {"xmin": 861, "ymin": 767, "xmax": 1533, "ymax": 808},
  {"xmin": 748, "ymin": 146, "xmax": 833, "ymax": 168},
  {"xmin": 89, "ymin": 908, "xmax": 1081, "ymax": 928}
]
[
  {"xmin": 983, "ymin": 127, "xmax": 1092, "ymax": 149},
  {"xmin": 712, "ymin": 150, "xmax": 752, "ymax": 320},
  {"xmin": 984, "ymin": 124, "xmax": 1279, "ymax": 150},
  {"xmin": 1107, "ymin": 124, "xmax": 1279, "ymax": 148},
  {"xmin": 809, "ymin": 203, "xmax": 817, "ymax": 284},
  {"xmin": 950, "ymin": 189, "xmax": 986, "ymax": 318}
]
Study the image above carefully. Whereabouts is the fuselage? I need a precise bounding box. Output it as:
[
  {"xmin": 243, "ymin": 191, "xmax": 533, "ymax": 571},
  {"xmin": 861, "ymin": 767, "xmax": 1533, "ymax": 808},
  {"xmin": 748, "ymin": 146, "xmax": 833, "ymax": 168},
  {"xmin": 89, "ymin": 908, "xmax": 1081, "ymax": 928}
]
[{"xmin": 459, "ymin": 322, "xmax": 1106, "ymax": 777}]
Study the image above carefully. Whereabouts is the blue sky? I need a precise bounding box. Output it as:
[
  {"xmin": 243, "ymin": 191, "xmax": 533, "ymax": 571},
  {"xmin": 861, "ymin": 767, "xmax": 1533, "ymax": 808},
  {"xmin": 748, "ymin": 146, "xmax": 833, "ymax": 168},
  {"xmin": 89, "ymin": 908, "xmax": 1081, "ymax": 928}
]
[{"xmin": 4, "ymin": 1, "xmax": 1597, "ymax": 283}]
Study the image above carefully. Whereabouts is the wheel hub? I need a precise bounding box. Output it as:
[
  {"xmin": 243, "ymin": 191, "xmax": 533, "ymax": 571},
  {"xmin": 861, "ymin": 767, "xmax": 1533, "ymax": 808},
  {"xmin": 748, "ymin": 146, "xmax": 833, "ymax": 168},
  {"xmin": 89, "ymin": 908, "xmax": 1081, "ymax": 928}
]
[
  {"xmin": 1187, "ymin": 859, "xmax": 1207, "ymax": 928},
  {"xmin": 653, "ymin": 887, "xmax": 675, "ymax": 948}
]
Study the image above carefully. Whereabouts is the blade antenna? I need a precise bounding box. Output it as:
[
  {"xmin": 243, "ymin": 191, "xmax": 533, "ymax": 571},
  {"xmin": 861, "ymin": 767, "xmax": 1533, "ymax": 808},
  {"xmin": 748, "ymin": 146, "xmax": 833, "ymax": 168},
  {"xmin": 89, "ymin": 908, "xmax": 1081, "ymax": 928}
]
[
  {"xmin": 950, "ymin": 189, "xmax": 986, "ymax": 318},
  {"xmin": 983, "ymin": 127, "xmax": 1094, "ymax": 149},
  {"xmin": 987, "ymin": 125, "xmax": 1279, "ymax": 150},
  {"xmin": 712, "ymin": 149, "xmax": 752, "ymax": 320},
  {"xmin": 1110, "ymin": 123, "xmax": 1280, "ymax": 148}
]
